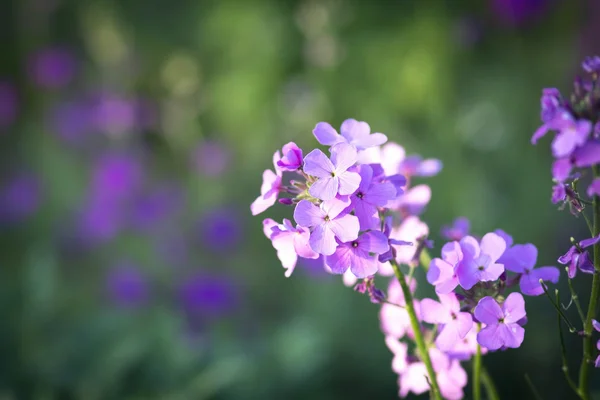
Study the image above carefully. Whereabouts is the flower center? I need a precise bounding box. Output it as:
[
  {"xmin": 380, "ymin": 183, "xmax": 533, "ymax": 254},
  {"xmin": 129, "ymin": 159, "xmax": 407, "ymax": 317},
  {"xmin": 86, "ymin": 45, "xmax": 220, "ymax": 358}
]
[
  {"xmin": 324, "ymin": 215, "xmax": 330, "ymax": 222},
  {"xmin": 352, "ymin": 241, "xmax": 359, "ymax": 248},
  {"xmin": 356, "ymin": 192, "xmax": 364, "ymax": 199},
  {"xmin": 330, "ymin": 172, "xmax": 336, "ymax": 177},
  {"xmin": 451, "ymin": 312, "xmax": 457, "ymax": 320},
  {"xmin": 478, "ymin": 266, "xmax": 485, "ymax": 271},
  {"xmin": 498, "ymin": 318, "xmax": 504, "ymax": 323}
]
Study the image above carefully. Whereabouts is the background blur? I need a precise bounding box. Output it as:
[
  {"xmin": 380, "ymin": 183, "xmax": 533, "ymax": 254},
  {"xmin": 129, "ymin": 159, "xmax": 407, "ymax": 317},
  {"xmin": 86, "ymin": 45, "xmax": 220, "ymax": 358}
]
[{"xmin": 1, "ymin": 0, "xmax": 599, "ymax": 399}]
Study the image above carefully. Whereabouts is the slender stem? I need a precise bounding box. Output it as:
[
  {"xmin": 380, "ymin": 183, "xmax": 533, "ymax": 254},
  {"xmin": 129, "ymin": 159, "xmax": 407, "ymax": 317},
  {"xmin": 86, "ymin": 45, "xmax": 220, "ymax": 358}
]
[
  {"xmin": 577, "ymin": 165, "xmax": 600, "ymax": 400},
  {"xmin": 389, "ymin": 260, "xmax": 442, "ymax": 400},
  {"xmin": 566, "ymin": 273, "xmax": 586, "ymax": 324},
  {"xmin": 481, "ymin": 367, "xmax": 500, "ymax": 400},
  {"xmin": 556, "ymin": 290, "xmax": 581, "ymax": 397},
  {"xmin": 541, "ymin": 282, "xmax": 577, "ymax": 332},
  {"xmin": 473, "ymin": 334, "xmax": 482, "ymax": 400},
  {"xmin": 525, "ymin": 374, "xmax": 543, "ymax": 400}
]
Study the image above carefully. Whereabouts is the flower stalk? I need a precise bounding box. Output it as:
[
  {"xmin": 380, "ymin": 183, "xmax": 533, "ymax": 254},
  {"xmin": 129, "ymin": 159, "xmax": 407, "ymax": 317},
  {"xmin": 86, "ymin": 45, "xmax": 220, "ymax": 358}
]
[
  {"xmin": 390, "ymin": 259, "xmax": 442, "ymax": 400},
  {"xmin": 473, "ymin": 335, "xmax": 482, "ymax": 400}
]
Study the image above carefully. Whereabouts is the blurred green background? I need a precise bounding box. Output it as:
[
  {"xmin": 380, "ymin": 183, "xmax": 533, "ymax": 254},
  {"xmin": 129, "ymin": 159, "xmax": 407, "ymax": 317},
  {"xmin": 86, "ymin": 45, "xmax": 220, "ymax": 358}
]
[{"xmin": 1, "ymin": 0, "xmax": 599, "ymax": 398}]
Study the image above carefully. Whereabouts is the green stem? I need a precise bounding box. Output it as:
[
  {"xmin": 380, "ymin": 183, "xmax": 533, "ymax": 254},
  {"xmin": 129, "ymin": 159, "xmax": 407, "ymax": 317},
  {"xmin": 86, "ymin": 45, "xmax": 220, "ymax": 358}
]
[
  {"xmin": 481, "ymin": 367, "xmax": 500, "ymax": 400},
  {"xmin": 473, "ymin": 336, "xmax": 482, "ymax": 400},
  {"xmin": 566, "ymin": 272, "xmax": 586, "ymax": 324},
  {"xmin": 525, "ymin": 374, "xmax": 543, "ymax": 400},
  {"xmin": 556, "ymin": 290, "xmax": 580, "ymax": 397},
  {"xmin": 389, "ymin": 260, "xmax": 442, "ymax": 400},
  {"xmin": 578, "ymin": 164, "xmax": 600, "ymax": 399}
]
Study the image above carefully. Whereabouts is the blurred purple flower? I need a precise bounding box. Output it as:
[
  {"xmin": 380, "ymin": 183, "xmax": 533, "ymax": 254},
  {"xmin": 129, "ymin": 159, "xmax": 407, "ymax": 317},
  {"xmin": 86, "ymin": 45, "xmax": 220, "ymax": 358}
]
[
  {"xmin": 0, "ymin": 172, "xmax": 41, "ymax": 223},
  {"xmin": 130, "ymin": 184, "xmax": 184, "ymax": 231},
  {"xmin": 90, "ymin": 152, "xmax": 145, "ymax": 203},
  {"xmin": 29, "ymin": 47, "xmax": 77, "ymax": 89},
  {"xmin": 93, "ymin": 94, "xmax": 137, "ymax": 135},
  {"xmin": 0, "ymin": 82, "xmax": 17, "ymax": 129},
  {"xmin": 48, "ymin": 101, "xmax": 94, "ymax": 144},
  {"xmin": 178, "ymin": 274, "xmax": 239, "ymax": 318},
  {"xmin": 76, "ymin": 201, "xmax": 123, "ymax": 245},
  {"xmin": 198, "ymin": 207, "xmax": 243, "ymax": 251},
  {"xmin": 106, "ymin": 262, "xmax": 150, "ymax": 307},
  {"xmin": 491, "ymin": 0, "xmax": 549, "ymax": 27},
  {"xmin": 193, "ymin": 141, "xmax": 231, "ymax": 177}
]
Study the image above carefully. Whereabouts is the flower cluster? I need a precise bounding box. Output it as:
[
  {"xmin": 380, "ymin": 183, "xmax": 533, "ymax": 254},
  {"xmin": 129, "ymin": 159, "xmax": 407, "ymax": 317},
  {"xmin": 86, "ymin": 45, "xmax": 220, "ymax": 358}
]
[
  {"xmin": 254, "ymin": 119, "xmax": 440, "ymax": 279},
  {"xmin": 531, "ymin": 56, "xmax": 600, "ymax": 208},
  {"xmin": 253, "ymin": 119, "xmax": 562, "ymax": 399}
]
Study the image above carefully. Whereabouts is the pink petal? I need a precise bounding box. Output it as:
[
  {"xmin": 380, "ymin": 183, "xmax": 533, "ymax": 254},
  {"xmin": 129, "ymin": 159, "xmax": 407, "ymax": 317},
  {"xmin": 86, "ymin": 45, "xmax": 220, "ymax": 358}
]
[
  {"xmin": 328, "ymin": 213, "xmax": 360, "ymax": 243},
  {"xmin": 340, "ymin": 118, "xmax": 370, "ymax": 141},
  {"xmin": 293, "ymin": 229, "xmax": 319, "ymax": 259},
  {"xmin": 293, "ymin": 200, "xmax": 324, "ymax": 227},
  {"xmin": 337, "ymin": 171, "xmax": 361, "ymax": 195},
  {"xmin": 321, "ymin": 196, "xmax": 351, "ymax": 219},
  {"xmin": 262, "ymin": 218, "xmax": 278, "ymax": 238},
  {"xmin": 330, "ymin": 142, "xmax": 358, "ymax": 172},
  {"xmin": 441, "ymin": 241, "xmax": 463, "ymax": 265},
  {"xmin": 309, "ymin": 176, "xmax": 339, "ymax": 200},
  {"xmin": 474, "ymin": 296, "xmax": 503, "ymax": 325},
  {"xmin": 477, "ymin": 324, "xmax": 504, "ymax": 350},
  {"xmin": 324, "ymin": 245, "xmax": 352, "ymax": 274},
  {"xmin": 588, "ymin": 178, "xmax": 600, "ymax": 197},
  {"xmin": 502, "ymin": 292, "xmax": 526, "ymax": 324},
  {"xmin": 435, "ymin": 323, "xmax": 461, "ymax": 351},
  {"xmin": 309, "ymin": 224, "xmax": 337, "ymax": 256},
  {"xmin": 313, "ymin": 122, "xmax": 342, "ymax": 146},
  {"xmin": 420, "ymin": 298, "xmax": 448, "ymax": 324},
  {"xmin": 459, "ymin": 235, "xmax": 480, "ymax": 259},
  {"xmin": 350, "ymin": 252, "xmax": 379, "ymax": 278},
  {"xmin": 359, "ymin": 230, "xmax": 389, "ymax": 254},
  {"xmin": 479, "ymin": 232, "xmax": 507, "ymax": 262},
  {"xmin": 303, "ymin": 149, "xmax": 334, "ymax": 177}
]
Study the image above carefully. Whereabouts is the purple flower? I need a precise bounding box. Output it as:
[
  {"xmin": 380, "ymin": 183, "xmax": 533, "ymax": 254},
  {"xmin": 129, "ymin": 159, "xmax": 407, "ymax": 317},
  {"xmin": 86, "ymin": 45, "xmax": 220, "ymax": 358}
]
[
  {"xmin": 445, "ymin": 326, "xmax": 488, "ymax": 360},
  {"xmin": 474, "ymin": 293, "xmax": 526, "ymax": 350},
  {"xmin": 573, "ymin": 140, "xmax": 600, "ymax": 168},
  {"xmin": 379, "ymin": 216, "xmax": 412, "ymax": 263},
  {"xmin": 455, "ymin": 233, "xmax": 506, "ymax": 290},
  {"xmin": 0, "ymin": 82, "xmax": 17, "ymax": 128},
  {"xmin": 130, "ymin": 185, "xmax": 183, "ymax": 231},
  {"xmin": 398, "ymin": 361, "xmax": 429, "ymax": 398},
  {"xmin": 558, "ymin": 235, "xmax": 600, "ymax": 278},
  {"xmin": 593, "ymin": 319, "xmax": 600, "ymax": 368},
  {"xmin": 380, "ymin": 277, "xmax": 418, "ymax": 339},
  {"xmin": 105, "ymin": 262, "xmax": 149, "ymax": 307},
  {"xmin": 200, "ymin": 208, "xmax": 243, "ymax": 251},
  {"xmin": 398, "ymin": 155, "xmax": 443, "ymax": 178},
  {"xmin": 551, "ymin": 183, "xmax": 567, "ymax": 204},
  {"xmin": 293, "ymin": 197, "xmax": 359, "ymax": 255},
  {"xmin": 178, "ymin": 274, "xmax": 239, "ymax": 319},
  {"xmin": 441, "ymin": 217, "xmax": 470, "ymax": 241},
  {"xmin": 76, "ymin": 200, "xmax": 123, "ymax": 245},
  {"xmin": 303, "ymin": 143, "xmax": 360, "ymax": 200},
  {"xmin": 276, "ymin": 142, "xmax": 303, "ymax": 171},
  {"xmin": 325, "ymin": 230, "xmax": 389, "ymax": 278},
  {"xmin": 551, "ymin": 116, "xmax": 592, "ymax": 158},
  {"xmin": 312, "ymin": 118, "xmax": 387, "ymax": 150},
  {"xmin": 0, "ymin": 172, "xmax": 41, "ymax": 223},
  {"xmin": 391, "ymin": 216, "xmax": 429, "ymax": 265},
  {"xmin": 193, "ymin": 141, "xmax": 230, "ymax": 177},
  {"xmin": 250, "ymin": 151, "xmax": 282, "ymax": 215},
  {"xmin": 263, "ymin": 218, "xmax": 318, "ymax": 277},
  {"xmin": 92, "ymin": 94, "xmax": 137, "ymax": 135},
  {"xmin": 49, "ymin": 101, "xmax": 95, "ymax": 145},
  {"xmin": 491, "ymin": 0, "xmax": 548, "ymax": 27},
  {"xmin": 391, "ymin": 184, "xmax": 432, "ymax": 216},
  {"xmin": 28, "ymin": 47, "xmax": 77, "ymax": 89},
  {"xmin": 582, "ymin": 56, "xmax": 600, "ymax": 73},
  {"xmin": 90, "ymin": 152, "xmax": 144, "ymax": 204},
  {"xmin": 427, "ymin": 241, "xmax": 463, "ymax": 294},
  {"xmin": 421, "ymin": 293, "xmax": 473, "ymax": 351},
  {"xmin": 350, "ymin": 165, "xmax": 396, "ymax": 229},
  {"xmin": 430, "ymin": 349, "xmax": 468, "ymax": 400},
  {"xmin": 588, "ymin": 178, "xmax": 600, "ymax": 198},
  {"xmin": 499, "ymin": 243, "xmax": 559, "ymax": 295},
  {"xmin": 385, "ymin": 336, "xmax": 408, "ymax": 374}
]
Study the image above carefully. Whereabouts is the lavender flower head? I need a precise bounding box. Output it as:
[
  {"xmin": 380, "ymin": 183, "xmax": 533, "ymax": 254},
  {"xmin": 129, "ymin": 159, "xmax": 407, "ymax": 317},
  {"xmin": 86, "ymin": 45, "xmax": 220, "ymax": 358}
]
[
  {"xmin": 0, "ymin": 171, "xmax": 41, "ymax": 223},
  {"xmin": 29, "ymin": 47, "xmax": 77, "ymax": 89},
  {"xmin": 105, "ymin": 262, "xmax": 150, "ymax": 307},
  {"xmin": 200, "ymin": 207, "xmax": 243, "ymax": 252}
]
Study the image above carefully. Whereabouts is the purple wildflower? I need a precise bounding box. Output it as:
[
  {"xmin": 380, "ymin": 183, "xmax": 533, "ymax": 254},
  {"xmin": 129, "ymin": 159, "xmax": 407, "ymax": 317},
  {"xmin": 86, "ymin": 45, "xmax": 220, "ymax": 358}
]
[
  {"xmin": 427, "ymin": 241, "xmax": 463, "ymax": 294},
  {"xmin": 455, "ymin": 233, "xmax": 506, "ymax": 290},
  {"xmin": 398, "ymin": 155, "xmax": 443, "ymax": 178},
  {"xmin": 293, "ymin": 197, "xmax": 359, "ymax": 255},
  {"xmin": 178, "ymin": 273, "xmax": 239, "ymax": 319},
  {"xmin": 350, "ymin": 164, "xmax": 397, "ymax": 229},
  {"xmin": 90, "ymin": 152, "xmax": 144, "ymax": 203},
  {"xmin": 499, "ymin": 243, "xmax": 559, "ymax": 295},
  {"xmin": 303, "ymin": 143, "xmax": 361, "ymax": 200},
  {"xmin": 573, "ymin": 140, "xmax": 600, "ymax": 168},
  {"xmin": 392, "ymin": 184, "xmax": 432, "ymax": 216},
  {"xmin": 421, "ymin": 293, "xmax": 473, "ymax": 351},
  {"xmin": 105, "ymin": 262, "xmax": 149, "ymax": 307},
  {"xmin": 250, "ymin": 151, "xmax": 282, "ymax": 215},
  {"xmin": 385, "ymin": 336, "xmax": 408, "ymax": 374},
  {"xmin": 582, "ymin": 56, "xmax": 600, "ymax": 73},
  {"xmin": 391, "ymin": 216, "xmax": 429, "ymax": 265},
  {"xmin": 325, "ymin": 230, "xmax": 389, "ymax": 278},
  {"xmin": 312, "ymin": 118, "xmax": 387, "ymax": 150},
  {"xmin": 593, "ymin": 319, "xmax": 600, "ymax": 368},
  {"xmin": 276, "ymin": 142, "xmax": 303, "ymax": 171},
  {"xmin": 588, "ymin": 178, "xmax": 600, "ymax": 198},
  {"xmin": 0, "ymin": 172, "xmax": 41, "ymax": 223},
  {"xmin": 446, "ymin": 326, "xmax": 488, "ymax": 360},
  {"xmin": 130, "ymin": 184, "xmax": 183, "ymax": 231},
  {"xmin": 193, "ymin": 141, "xmax": 231, "ymax": 177},
  {"xmin": 49, "ymin": 101, "xmax": 95, "ymax": 145},
  {"xmin": 441, "ymin": 217, "xmax": 470, "ymax": 241},
  {"xmin": 474, "ymin": 293, "xmax": 526, "ymax": 350},
  {"xmin": 29, "ymin": 47, "xmax": 77, "ymax": 89},
  {"xmin": 0, "ymin": 82, "xmax": 17, "ymax": 129},
  {"xmin": 558, "ymin": 235, "xmax": 600, "ymax": 278},
  {"xmin": 263, "ymin": 218, "xmax": 318, "ymax": 277},
  {"xmin": 379, "ymin": 216, "xmax": 413, "ymax": 263},
  {"xmin": 199, "ymin": 207, "xmax": 243, "ymax": 251},
  {"xmin": 491, "ymin": 0, "xmax": 549, "ymax": 27},
  {"xmin": 551, "ymin": 116, "xmax": 593, "ymax": 158},
  {"xmin": 431, "ymin": 349, "xmax": 468, "ymax": 400}
]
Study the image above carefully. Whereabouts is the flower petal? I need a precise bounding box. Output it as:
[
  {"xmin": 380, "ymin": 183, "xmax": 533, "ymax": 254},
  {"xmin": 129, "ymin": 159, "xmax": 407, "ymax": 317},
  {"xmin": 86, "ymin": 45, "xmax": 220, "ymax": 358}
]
[
  {"xmin": 359, "ymin": 230, "xmax": 389, "ymax": 254},
  {"xmin": 520, "ymin": 266, "xmax": 559, "ymax": 296},
  {"xmin": 313, "ymin": 122, "xmax": 342, "ymax": 146},
  {"xmin": 328, "ymin": 213, "xmax": 360, "ymax": 243},
  {"xmin": 309, "ymin": 176, "xmax": 339, "ymax": 200},
  {"xmin": 474, "ymin": 296, "xmax": 503, "ymax": 325},
  {"xmin": 303, "ymin": 149, "xmax": 334, "ymax": 177},
  {"xmin": 337, "ymin": 171, "xmax": 361, "ymax": 196},
  {"xmin": 479, "ymin": 232, "xmax": 507, "ymax": 262},
  {"xmin": 421, "ymin": 298, "xmax": 448, "ymax": 324},
  {"xmin": 324, "ymin": 245, "xmax": 352, "ymax": 274},
  {"xmin": 309, "ymin": 224, "xmax": 337, "ymax": 256},
  {"xmin": 293, "ymin": 200, "xmax": 324, "ymax": 227},
  {"xmin": 331, "ymin": 142, "xmax": 358, "ymax": 172},
  {"xmin": 502, "ymin": 292, "xmax": 526, "ymax": 324}
]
